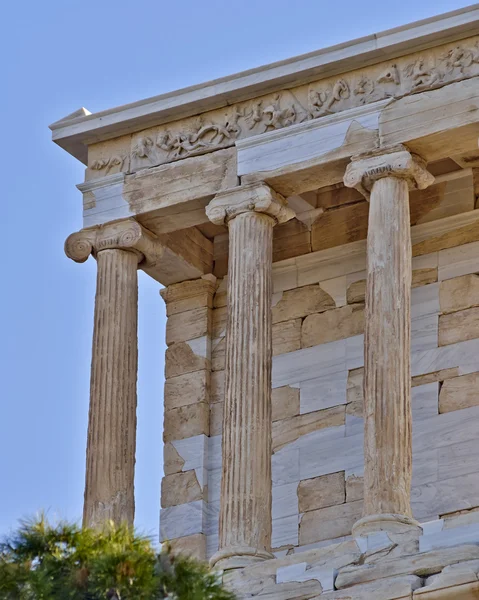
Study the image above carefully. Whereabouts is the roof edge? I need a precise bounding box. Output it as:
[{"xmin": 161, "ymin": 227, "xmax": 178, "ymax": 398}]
[{"xmin": 50, "ymin": 4, "xmax": 479, "ymax": 165}]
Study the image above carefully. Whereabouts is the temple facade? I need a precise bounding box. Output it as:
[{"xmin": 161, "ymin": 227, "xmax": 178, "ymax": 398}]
[{"xmin": 52, "ymin": 5, "xmax": 479, "ymax": 599}]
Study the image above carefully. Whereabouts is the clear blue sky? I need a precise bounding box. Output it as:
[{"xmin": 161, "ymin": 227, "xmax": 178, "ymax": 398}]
[{"xmin": 1, "ymin": 0, "xmax": 473, "ymax": 542}]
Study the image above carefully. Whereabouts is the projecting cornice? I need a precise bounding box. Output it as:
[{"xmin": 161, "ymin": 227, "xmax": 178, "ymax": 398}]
[{"xmin": 50, "ymin": 5, "xmax": 479, "ymax": 164}]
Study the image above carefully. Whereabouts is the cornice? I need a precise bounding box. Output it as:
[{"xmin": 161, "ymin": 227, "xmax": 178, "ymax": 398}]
[
  {"xmin": 76, "ymin": 172, "xmax": 125, "ymax": 193},
  {"xmin": 50, "ymin": 5, "xmax": 479, "ymax": 165}
]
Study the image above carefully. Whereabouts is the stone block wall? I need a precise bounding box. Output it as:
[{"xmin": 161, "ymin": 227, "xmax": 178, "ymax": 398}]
[
  {"xmin": 160, "ymin": 203, "xmax": 479, "ymax": 563},
  {"xmin": 159, "ymin": 275, "xmax": 217, "ymax": 561}
]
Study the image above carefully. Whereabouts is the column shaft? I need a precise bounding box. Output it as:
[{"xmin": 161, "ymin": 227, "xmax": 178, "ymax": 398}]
[
  {"xmin": 363, "ymin": 177, "xmax": 412, "ymax": 518},
  {"xmin": 219, "ymin": 211, "xmax": 275, "ymax": 565},
  {"xmin": 83, "ymin": 248, "xmax": 138, "ymax": 527}
]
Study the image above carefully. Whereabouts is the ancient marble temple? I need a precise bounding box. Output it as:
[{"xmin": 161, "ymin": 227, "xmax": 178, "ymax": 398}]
[{"xmin": 52, "ymin": 5, "xmax": 479, "ymax": 599}]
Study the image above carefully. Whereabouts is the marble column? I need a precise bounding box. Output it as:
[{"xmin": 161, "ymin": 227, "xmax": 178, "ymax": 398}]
[
  {"xmin": 65, "ymin": 221, "xmax": 149, "ymax": 528},
  {"xmin": 344, "ymin": 147, "xmax": 434, "ymax": 537},
  {"xmin": 84, "ymin": 247, "xmax": 139, "ymax": 527},
  {"xmin": 206, "ymin": 183, "xmax": 294, "ymax": 569}
]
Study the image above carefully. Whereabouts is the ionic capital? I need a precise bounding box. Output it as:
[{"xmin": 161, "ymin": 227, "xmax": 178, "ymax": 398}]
[
  {"xmin": 65, "ymin": 220, "xmax": 164, "ymax": 267},
  {"xmin": 343, "ymin": 146, "xmax": 435, "ymax": 199},
  {"xmin": 206, "ymin": 182, "xmax": 295, "ymax": 226}
]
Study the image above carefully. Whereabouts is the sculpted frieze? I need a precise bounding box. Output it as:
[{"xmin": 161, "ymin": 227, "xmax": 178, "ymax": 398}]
[
  {"xmin": 125, "ymin": 90, "xmax": 309, "ymax": 172},
  {"xmin": 87, "ymin": 36, "xmax": 479, "ymax": 179}
]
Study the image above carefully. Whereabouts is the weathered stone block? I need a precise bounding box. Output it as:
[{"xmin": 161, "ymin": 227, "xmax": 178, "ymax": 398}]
[
  {"xmin": 412, "ymin": 367, "xmax": 459, "ymax": 387},
  {"xmin": 442, "ymin": 507, "xmax": 479, "ymax": 529},
  {"xmin": 335, "ymin": 545, "xmax": 479, "ymax": 589},
  {"xmin": 413, "ymin": 222, "xmax": 479, "ymax": 258},
  {"xmin": 273, "ymin": 319, "xmax": 302, "ymax": 356},
  {"xmin": 86, "ymin": 135, "xmax": 132, "ymax": 180},
  {"xmin": 347, "ymin": 367, "xmax": 363, "ymax": 404},
  {"xmin": 211, "ymin": 370, "xmax": 225, "ymax": 403},
  {"xmin": 412, "ymin": 267, "xmax": 438, "ymax": 288},
  {"xmin": 322, "ymin": 575, "xmax": 423, "ymax": 600},
  {"xmin": 212, "ymin": 305, "xmax": 227, "ymax": 338},
  {"xmin": 317, "ymin": 185, "xmax": 363, "ymax": 210},
  {"xmin": 302, "ymin": 305, "xmax": 364, "ymax": 348},
  {"xmin": 168, "ymin": 533, "xmax": 207, "ymax": 561},
  {"xmin": 272, "ymin": 386, "xmax": 300, "ymax": 422},
  {"xmin": 164, "ymin": 370, "xmax": 210, "ymax": 410},
  {"xmin": 419, "ymin": 565, "xmax": 479, "ymax": 595},
  {"xmin": 439, "ymin": 306, "xmax": 479, "ymax": 346},
  {"xmin": 311, "ymin": 200, "xmax": 369, "ymax": 252},
  {"xmin": 160, "ymin": 277, "xmax": 216, "ymax": 316},
  {"xmin": 440, "ymin": 274, "xmax": 479, "ymax": 314},
  {"xmin": 439, "ymin": 438, "xmax": 479, "ymax": 484},
  {"xmin": 163, "ymin": 442, "xmax": 185, "ymax": 475},
  {"xmin": 165, "ymin": 341, "xmax": 209, "ymax": 379},
  {"xmin": 273, "ymin": 219, "xmax": 311, "ymax": 263},
  {"xmin": 299, "ymin": 500, "xmax": 363, "ymax": 545},
  {"xmin": 160, "ymin": 500, "xmax": 205, "ymax": 541},
  {"xmin": 211, "ymin": 336, "xmax": 225, "ymax": 371},
  {"xmin": 346, "ymin": 280, "xmax": 365, "ymax": 304},
  {"xmin": 347, "ymin": 270, "xmax": 438, "ymax": 306},
  {"xmin": 272, "ymin": 405, "xmax": 345, "ymax": 452},
  {"xmin": 439, "ymin": 372, "xmax": 479, "ymax": 413},
  {"xmin": 210, "ymin": 401, "xmax": 223, "ymax": 436},
  {"xmin": 213, "ymin": 290, "xmax": 227, "ymax": 309},
  {"xmin": 346, "ymin": 475, "xmax": 364, "ymax": 502},
  {"xmin": 234, "ymin": 579, "xmax": 322, "ymax": 599},
  {"xmin": 125, "ymin": 146, "xmax": 236, "ymax": 216},
  {"xmin": 161, "ymin": 470, "xmax": 203, "ymax": 508},
  {"xmin": 346, "ymin": 400, "xmax": 363, "ymax": 418},
  {"xmin": 300, "ymin": 370, "xmax": 348, "ymax": 414},
  {"xmin": 272, "ymin": 284, "xmax": 335, "ymax": 324},
  {"xmin": 438, "ymin": 239, "xmax": 479, "ymax": 281},
  {"xmin": 271, "ymin": 514, "xmax": 299, "ymax": 550},
  {"xmin": 298, "ymin": 472, "xmax": 345, "ymax": 513},
  {"xmin": 213, "ymin": 279, "xmax": 227, "ymax": 308},
  {"xmin": 166, "ymin": 307, "xmax": 212, "ymax": 346},
  {"xmin": 163, "ymin": 403, "xmax": 209, "ymax": 442},
  {"xmin": 223, "ymin": 538, "xmax": 361, "ymax": 592}
]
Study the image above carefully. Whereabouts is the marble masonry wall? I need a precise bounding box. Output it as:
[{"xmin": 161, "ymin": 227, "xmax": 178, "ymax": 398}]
[{"xmin": 159, "ymin": 170, "xmax": 479, "ymax": 568}]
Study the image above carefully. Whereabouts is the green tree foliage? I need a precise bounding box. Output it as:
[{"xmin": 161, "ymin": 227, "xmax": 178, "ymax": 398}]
[{"xmin": 0, "ymin": 516, "xmax": 235, "ymax": 600}]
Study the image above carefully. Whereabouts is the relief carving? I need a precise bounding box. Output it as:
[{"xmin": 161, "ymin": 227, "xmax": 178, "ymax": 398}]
[
  {"xmin": 308, "ymin": 89, "xmax": 329, "ymax": 116},
  {"xmin": 87, "ymin": 36, "xmax": 479, "ymax": 177},
  {"xmin": 90, "ymin": 155, "xmax": 126, "ymax": 172},
  {"xmin": 131, "ymin": 136, "xmax": 154, "ymax": 159},
  {"xmin": 245, "ymin": 102, "xmax": 264, "ymax": 130},
  {"xmin": 262, "ymin": 94, "xmax": 297, "ymax": 129},
  {"xmin": 308, "ymin": 79, "xmax": 350, "ymax": 116},
  {"xmin": 440, "ymin": 42, "xmax": 479, "ymax": 74},
  {"xmin": 403, "ymin": 57, "xmax": 440, "ymax": 91},
  {"xmin": 330, "ymin": 79, "xmax": 350, "ymax": 106},
  {"xmin": 353, "ymin": 76, "xmax": 375, "ymax": 104},
  {"xmin": 127, "ymin": 91, "xmax": 309, "ymax": 169},
  {"xmin": 376, "ymin": 64, "xmax": 400, "ymax": 85},
  {"xmin": 155, "ymin": 112, "xmax": 242, "ymax": 159}
]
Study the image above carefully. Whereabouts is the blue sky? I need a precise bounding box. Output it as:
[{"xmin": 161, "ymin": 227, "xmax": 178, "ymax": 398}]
[{"xmin": 1, "ymin": 0, "xmax": 473, "ymax": 542}]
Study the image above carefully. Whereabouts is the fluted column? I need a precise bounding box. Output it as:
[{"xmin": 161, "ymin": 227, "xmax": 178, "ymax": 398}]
[
  {"xmin": 206, "ymin": 183, "xmax": 294, "ymax": 569},
  {"xmin": 344, "ymin": 146, "xmax": 434, "ymax": 536},
  {"xmin": 84, "ymin": 248, "xmax": 138, "ymax": 526},
  {"xmin": 65, "ymin": 220, "xmax": 163, "ymax": 528}
]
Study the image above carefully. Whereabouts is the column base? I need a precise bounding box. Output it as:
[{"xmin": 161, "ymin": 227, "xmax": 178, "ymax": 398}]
[
  {"xmin": 353, "ymin": 513, "xmax": 422, "ymax": 537},
  {"xmin": 209, "ymin": 546, "xmax": 274, "ymax": 571},
  {"xmin": 353, "ymin": 514, "xmax": 422, "ymax": 553}
]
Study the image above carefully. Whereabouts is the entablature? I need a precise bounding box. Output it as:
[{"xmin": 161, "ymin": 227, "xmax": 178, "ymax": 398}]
[
  {"xmin": 50, "ymin": 5, "xmax": 479, "ymax": 164},
  {"xmin": 52, "ymin": 6, "xmax": 479, "ymax": 287}
]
